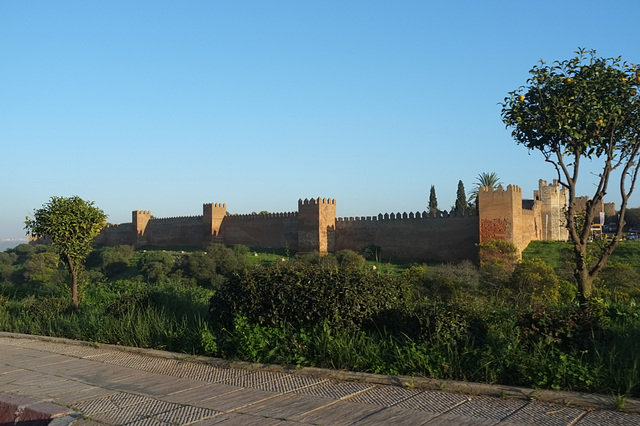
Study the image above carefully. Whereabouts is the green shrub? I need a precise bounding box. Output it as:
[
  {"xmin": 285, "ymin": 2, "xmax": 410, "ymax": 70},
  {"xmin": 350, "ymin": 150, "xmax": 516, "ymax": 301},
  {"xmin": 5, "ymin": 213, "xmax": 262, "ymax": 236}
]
[
  {"xmin": 478, "ymin": 239, "xmax": 519, "ymax": 297},
  {"xmin": 518, "ymin": 301, "xmax": 605, "ymax": 353},
  {"xmin": 11, "ymin": 243, "xmax": 36, "ymax": 260},
  {"xmin": 334, "ymin": 250, "xmax": 367, "ymax": 271},
  {"xmin": 137, "ymin": 251, "xmax": 175, "ymax": 282},
  {"xmin": 209, "ymin": 259, "xmax": 410, "ymax": 331},
  {"xmin": 99, "ymin": 245, "xmax": 135, "ymax": 277},
  {"xmin": 596, "ymin": 262, "xmax": 640, "ymax": 301},
  {"xmin": 183, "ymin": 244, "xmax": 249, "ymax": 288},
  {"xmin": 23, "ymin": 252, "xmax": 60, "ymax": 285},
  {"xmin": 509, "ymin": 258, "xmax": 562, "ymax": 305},
  {"xmin": 422, "ymin": 261, "xmax": 480, "ymax": 301},
  {"xmin": 0, "ymin": 251, "xmax": 18, "ymax": 266}
]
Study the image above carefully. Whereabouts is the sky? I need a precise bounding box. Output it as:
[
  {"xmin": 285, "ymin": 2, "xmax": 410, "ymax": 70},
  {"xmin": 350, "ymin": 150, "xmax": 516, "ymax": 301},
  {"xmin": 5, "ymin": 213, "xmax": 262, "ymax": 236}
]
[{"xmin": 2, "ymin": 1, "xmax": 640, "ymax": 240}]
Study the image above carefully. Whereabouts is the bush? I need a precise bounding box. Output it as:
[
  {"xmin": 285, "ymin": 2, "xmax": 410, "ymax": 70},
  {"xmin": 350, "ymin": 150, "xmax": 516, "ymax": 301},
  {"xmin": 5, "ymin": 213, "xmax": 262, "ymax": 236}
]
[
  {"xmin": 183, "ymin": 244, "xmax": 249, "ymax": 288},
  {"xmin": 509, "ymin": 258, "xmax": 563, "ymax": 305},
  {"xmin": 334, "ymin": 250, "xmax": 367, "ymax": 271},
  {"xmin": 518, "ymin": 301, "xmax": 606, "ymax": 353},
  {"xmin": 209, "ymin": 259, "xmax": 410, "ymax": 331},
  {"xmin": 97, "ymin": 245, "xmax": 135, "ymax": 277},
  {"xmin": 478, "ymin": 239, "xmax": 519, "ymax": 297},
  {"xmin": 137, "ymin": 251, "xmax": 175, "ymax": 283},
  {"xmin": 422, "ymin": 261, "xmax": 480, "ymax": 301},
  {"xmin": 0, "ymin": 251, "xmax": 18, "ymax": 266},
  {"xmin": 23, "ymin": 252, "xmax": 60, "ymax": 284},
  {"xmin": 596, "ymin": 262, "xmax": 640, "ymax": 301}
]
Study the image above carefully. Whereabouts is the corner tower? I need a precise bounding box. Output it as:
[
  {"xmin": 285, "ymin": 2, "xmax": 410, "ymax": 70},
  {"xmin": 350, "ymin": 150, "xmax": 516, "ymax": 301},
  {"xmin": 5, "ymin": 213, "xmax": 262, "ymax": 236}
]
[{"xmin": 478, "ymin": 185, "xmax": 527, "ymax": 252}]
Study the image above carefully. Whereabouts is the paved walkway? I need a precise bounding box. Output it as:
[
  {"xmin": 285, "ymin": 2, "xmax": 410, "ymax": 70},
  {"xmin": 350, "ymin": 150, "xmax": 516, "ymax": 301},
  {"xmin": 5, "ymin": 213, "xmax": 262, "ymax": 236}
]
[{"xmin": 0, "ymin": 333, "xmax": 639, "ymax": 425}]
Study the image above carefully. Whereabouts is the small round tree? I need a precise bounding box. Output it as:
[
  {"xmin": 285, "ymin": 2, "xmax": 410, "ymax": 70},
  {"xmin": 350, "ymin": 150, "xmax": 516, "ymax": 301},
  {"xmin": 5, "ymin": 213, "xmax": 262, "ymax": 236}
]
[
  {"xmin": 501, "ymin": 49, "xmax": 640, "ymax": 300},
  {"xmin": 25, "ymin": 196, "xmax": 106, "ymax": 309}
]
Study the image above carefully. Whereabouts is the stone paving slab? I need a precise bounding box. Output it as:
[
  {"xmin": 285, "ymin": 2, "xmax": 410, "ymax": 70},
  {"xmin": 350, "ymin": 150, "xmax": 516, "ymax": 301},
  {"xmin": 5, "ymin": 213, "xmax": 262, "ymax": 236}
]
[
  {"xmin": 238, "ymin": 393, "xmax": 336, "ymax": 419},
  {"xmin": 290, "ymin": 400, "xmax": 387, "ymax": 425},
  {"xmin": 2, "ymin": 333, "xmax": 640, "ymax": 426}
]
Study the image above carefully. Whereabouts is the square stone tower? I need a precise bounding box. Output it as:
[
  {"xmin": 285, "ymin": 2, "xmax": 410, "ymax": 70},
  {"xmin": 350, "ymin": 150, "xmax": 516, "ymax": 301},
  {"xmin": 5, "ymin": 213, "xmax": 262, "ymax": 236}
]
[
  {"xmin": 298, "ymin": 198, "xmax": 337, "ymax": 254},
  {"xmin": 478, "ymin": 185, "xmax": 527, "ymax": 252},
  {"xmin": 132, "ymin": 210, "xmax": 151, "ymax": 247},
  {"xmin": 203, "ymin": 202, "xmax": 226, "ymax": 243},
  {"xmin": 535, "ymin": 179, "xmax": 568, "ymax": 241}
]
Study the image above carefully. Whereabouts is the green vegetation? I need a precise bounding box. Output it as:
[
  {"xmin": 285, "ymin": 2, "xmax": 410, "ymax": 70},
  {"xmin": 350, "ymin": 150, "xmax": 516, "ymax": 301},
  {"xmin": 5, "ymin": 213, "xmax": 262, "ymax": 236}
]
[
  {"xmin": 1, "ymin": 241, "xmax": 640, "ymax": 400},
  {"xmin": 25, "ymin": 196, "xmax": 107, "ymax": 308},
  {"xmin": 429, "ymin": 185, "xmax": 438, "ymax": 214},
  {"xmin": 502, "ymin": 49, "xmax": 640, "ymax": 299},
  {"xmin": 468, "ymin": 172, "xmax": 502, "ymax": 206}
]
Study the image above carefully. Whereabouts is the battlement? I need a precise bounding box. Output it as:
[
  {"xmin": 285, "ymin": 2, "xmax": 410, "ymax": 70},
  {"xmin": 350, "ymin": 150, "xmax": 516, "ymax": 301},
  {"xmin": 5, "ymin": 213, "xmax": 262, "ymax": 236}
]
[
  {"xmin": 336, "ymin": 209, "xmax": 476, "ymax": 223},
  {"xmin": 149, "ymin": 215, "xmax": 203, "ymax": 224},
  {"xmin": 228, "ymin": 212, "xmax": 298, "ymax": 220},
  {"xmin": 479, "ymin": 184, "xmax": 522, "ymax": 195},
  {"xmin": 298, "ymin": 197, "xmax": 336, "ymax": 207},
  {"xmin": 203, "ymin": 202, "xmax": 226, "ymax": 208},
  {"xmin": 103, "ymin": 222, "xmax": 132, "ymax": 229}
]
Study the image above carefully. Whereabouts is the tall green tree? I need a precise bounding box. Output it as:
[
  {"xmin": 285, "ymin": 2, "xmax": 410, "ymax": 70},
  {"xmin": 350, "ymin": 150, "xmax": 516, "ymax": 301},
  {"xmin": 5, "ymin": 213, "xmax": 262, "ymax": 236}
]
[
  {"xmin": 429, "ymin": 185, "xmax": 438, "ymax": 214},
  {"xmin": 25, "ymin": 196, "xmax": 106, "ymax": 308},
  {"xmin": 468, "ymin": 172, "xmax": 502, "ymax": 206},
  {"xmin": 455, "ymin": 180, "xmax": 468, "ymax": 213},
  {"xmin": 501, "ymin": 49, "xmax": 640, "ymax": 300}
]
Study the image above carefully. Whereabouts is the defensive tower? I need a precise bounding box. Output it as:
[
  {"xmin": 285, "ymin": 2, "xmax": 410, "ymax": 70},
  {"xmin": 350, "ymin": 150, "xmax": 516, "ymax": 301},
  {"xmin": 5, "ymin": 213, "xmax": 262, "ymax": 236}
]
[{"xmin": 298, "ymin": 198, "xmax": 337, "ymax": 254}]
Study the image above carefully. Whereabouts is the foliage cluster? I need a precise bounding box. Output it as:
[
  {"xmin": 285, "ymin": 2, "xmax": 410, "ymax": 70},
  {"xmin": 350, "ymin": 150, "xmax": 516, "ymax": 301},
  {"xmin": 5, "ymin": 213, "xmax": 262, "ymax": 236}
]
[{"xmin": 1, "ymin": 241, "xmax": 640, "ymax": 399}]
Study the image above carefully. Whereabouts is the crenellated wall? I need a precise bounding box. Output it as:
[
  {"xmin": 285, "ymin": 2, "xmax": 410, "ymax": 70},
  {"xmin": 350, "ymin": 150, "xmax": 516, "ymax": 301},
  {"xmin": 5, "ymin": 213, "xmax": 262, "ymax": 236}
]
[
  {"xmin": 334, "ymin": 210, "xmax": 478, "ymax": 262},
  {"xmin": 95, "ymin": 178, "xmax": 571, "ymax": 262},
  {"xmin": 222, "ymin": 212, "xmax": 299, "ymax": 249}
]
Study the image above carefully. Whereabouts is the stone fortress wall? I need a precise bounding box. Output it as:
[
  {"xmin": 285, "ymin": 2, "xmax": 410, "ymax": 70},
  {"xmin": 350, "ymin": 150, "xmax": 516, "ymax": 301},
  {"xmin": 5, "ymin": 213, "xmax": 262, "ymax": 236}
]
[{"xmin": 96, "ymin": 179, "xmax": 576, "ymax": 262}]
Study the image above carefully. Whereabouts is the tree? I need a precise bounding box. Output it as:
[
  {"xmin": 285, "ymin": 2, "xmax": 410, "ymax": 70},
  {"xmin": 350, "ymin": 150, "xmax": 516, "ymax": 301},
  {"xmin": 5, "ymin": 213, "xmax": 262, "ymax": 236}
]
[
  {"xmin": 455, "ymin": 180, "xmax": 468, "ymax": 213},
  {"xmin": 468, "ymin": 172, "xmax": 502, "ymax": 206},
  {"xmin": 25, "ymin": 196, "xmax": 106, "ymax": 308},
  {"xmin": 428, "ymin": 185, "xmax": 438, "ymax": 214},
  {"xmin": 501, "ymin": 49, "xmax": 640, "ymax": 300}
]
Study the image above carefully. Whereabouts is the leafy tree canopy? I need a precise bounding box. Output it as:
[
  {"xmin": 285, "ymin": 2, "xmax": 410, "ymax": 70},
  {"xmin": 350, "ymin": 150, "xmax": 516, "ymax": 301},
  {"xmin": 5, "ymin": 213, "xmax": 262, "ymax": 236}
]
[
  {"xmin": 501, "ymin": 48, "xmax": 640, "ymax": 299},
  {"xmin": 25, "ymin": 196, "xmax": 106, "ymax": 308}
]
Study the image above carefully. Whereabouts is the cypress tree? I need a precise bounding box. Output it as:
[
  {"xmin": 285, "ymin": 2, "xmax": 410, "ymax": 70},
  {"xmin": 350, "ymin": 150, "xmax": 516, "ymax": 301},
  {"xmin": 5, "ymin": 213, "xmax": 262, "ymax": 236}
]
[{"xmin": 429, "ymin": 185, "xmax": 438, "ymax": 214}]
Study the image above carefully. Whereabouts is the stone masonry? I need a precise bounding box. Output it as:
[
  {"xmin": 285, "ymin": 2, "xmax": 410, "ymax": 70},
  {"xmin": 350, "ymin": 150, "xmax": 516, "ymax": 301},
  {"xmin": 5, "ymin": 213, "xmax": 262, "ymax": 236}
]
[{"xmin": 95, "ymin": 179, "xmax": 573, "ymax": 262}]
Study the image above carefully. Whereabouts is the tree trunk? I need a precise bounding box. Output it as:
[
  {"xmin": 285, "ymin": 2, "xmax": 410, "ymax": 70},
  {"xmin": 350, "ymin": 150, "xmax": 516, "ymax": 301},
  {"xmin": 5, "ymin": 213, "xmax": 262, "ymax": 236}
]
[
  {"xmin": 66, "ymin": 257, "xmax": 79, "ymax": 310},
  {"xmin": 573, "ymin": 243, "xmax": 594, "ymax": 305}
]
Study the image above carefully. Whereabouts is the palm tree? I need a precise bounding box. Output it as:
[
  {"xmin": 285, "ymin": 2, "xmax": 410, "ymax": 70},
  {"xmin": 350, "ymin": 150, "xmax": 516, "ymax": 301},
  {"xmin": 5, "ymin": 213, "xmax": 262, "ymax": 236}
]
[{"xmin": 468, "ymin": 172, "xmax": 503, "ymax": 206}]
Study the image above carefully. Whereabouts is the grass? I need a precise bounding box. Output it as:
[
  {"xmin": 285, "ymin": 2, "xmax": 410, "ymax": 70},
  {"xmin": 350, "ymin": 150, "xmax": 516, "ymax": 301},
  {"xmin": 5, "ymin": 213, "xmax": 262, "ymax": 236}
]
[{"xmin": 2, "ymin": 241, "xmax": 640, "ymax": 399}]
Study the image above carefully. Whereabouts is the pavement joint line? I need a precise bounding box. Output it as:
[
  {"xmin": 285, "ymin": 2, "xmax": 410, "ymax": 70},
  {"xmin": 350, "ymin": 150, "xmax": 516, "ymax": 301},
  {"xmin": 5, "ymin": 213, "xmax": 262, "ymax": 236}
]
[
  {"xmin": 496, "ymin": 399, "xmax": 529, "ymax": 424},
  {"xmin": 422, "ymin": 394, "xmax": 473, "ymax": 423},
  {"xmin": 2, "ymin": 332, "xmax": 640, "ymax": 415}
]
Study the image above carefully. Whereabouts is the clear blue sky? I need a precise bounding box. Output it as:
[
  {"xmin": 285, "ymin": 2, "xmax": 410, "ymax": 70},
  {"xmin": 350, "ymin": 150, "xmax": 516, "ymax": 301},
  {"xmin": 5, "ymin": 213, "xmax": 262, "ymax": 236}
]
[{"xmin": 2, "ymin": 1, "xmax": 640, "ymax": 240}]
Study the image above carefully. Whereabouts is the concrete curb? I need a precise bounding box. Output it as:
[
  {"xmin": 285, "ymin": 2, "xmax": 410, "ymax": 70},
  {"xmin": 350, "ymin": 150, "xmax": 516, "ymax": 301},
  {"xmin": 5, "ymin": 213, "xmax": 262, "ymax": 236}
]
[{"xmin": 2, "ymin": 331, "xmax": 638, "ymax": 415}]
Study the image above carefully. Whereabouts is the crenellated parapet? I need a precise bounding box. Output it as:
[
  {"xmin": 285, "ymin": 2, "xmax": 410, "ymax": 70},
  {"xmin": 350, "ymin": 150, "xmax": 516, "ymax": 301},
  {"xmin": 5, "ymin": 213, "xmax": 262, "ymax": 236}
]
[
  {"xmin": 149, "ymin": 215, "xmax": 203, "ymax": 224},
  {"xmin": 298, "ymin": 197, "xmax": 336, "ymax": 207},
  {"xmin": 336, "ymin": 209, "xmax": 477, "ymax": 223},
  {"xmin": 228, "ymin": 211, "xmax": 299, "ymax": 220}
]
